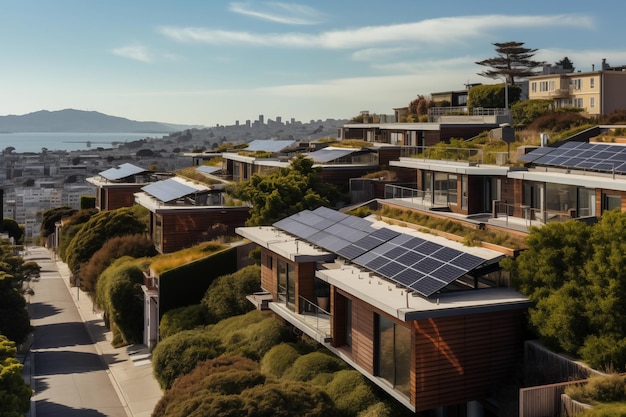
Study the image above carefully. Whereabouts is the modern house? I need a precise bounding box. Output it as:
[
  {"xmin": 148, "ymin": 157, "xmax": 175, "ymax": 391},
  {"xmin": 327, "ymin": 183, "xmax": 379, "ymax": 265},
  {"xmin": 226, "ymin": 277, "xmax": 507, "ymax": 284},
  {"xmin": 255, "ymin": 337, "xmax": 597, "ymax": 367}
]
[
  {"xmin": 134, "ymin": 176, "xmax": 250, "ymax": 254},
  {"xmin": 237, "ymin": 206, "xmax": 530, "ymax": 414},
  {"xmin": 87, "ymin": 162, "xmax": 173, "ymax": 211},
  {"xmin": 528, "ymin": 59, "xmax": 626, "ymax": 118},
  {"xmin": 384, "ymin": 132, "xmax": 626, "ymax": 229}
]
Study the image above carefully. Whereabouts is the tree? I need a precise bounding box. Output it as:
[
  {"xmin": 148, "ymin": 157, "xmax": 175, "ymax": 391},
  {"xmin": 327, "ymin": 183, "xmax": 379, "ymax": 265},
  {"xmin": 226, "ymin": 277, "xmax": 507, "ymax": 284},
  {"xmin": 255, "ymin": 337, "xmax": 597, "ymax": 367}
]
[
  {"xmin": 407, "ymin": 95, "xmax": 434, "ymax": 121},
  {"xmin": 80, "ymin": 233, "xmax": 156, "ymax": 300},
  {"xmin": 0, "ymin": 272, "xmax": 31, "ymax": 346},
  {"xmin": 468, "ymin": 84, "xmax": 521, "ymax": 109},
  {"xmin": 0, "ymin": 334, "xmax": 32, "ymax": 417},
  {"xmin": 2, "ymin": 219, "xmax": 23, "ymax": 245},
  {"xmin": 228, "ymin": 154, "xmax": 340, "ymax": 226},
  {"xmin": 40, "ymin": 206, "xmax": 77, "ymax": 239},
  {"xmin": 96, "ymin": 257, "xmax": 150, "ymax": 346},
  {"xmin": 504, "ymin": 211, "xmax": 626, "ymax": 370},
  {"xmin": 476, "ymin": 41, "xmax": 545, "ymax": 85},
  {"xmin": 555, "ymin": 56, "xmax": 575, "ymax": 71},
  {"xmin": 65, "ymin": 206, "xmax": 148, "ymax": 275}
]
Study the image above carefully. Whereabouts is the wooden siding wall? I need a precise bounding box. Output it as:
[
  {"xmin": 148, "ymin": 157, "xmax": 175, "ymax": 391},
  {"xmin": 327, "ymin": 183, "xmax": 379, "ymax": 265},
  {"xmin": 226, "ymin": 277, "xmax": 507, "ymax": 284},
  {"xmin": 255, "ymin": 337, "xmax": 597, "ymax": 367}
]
[
  {"xmin": 343, "ymin": 293, "xmax": 375, "ymax": 375},
  {"xmin": 395, "ymin": 166, "xmax": 417, "ymax": 184},
  {"xmin": 596, "ymin": 189, "xmax": 626, "ymax": 214},
  {"xmin": 159, "ymin": 208, "xmax": 250, "ymax": 253},
  {"xmin": 377, "ymin": 147, "xmax": 402, "ymax": 167},
  {"xmin": 296, "ymin": 262, "xmax": 316, "ymax": 303},
  {"xmin": 260, "ymin": 248, "xmax": 275, "ymax": 296},
  {"xmin": 319, "ymin": 167, "xmax": 374, "ymax": 187},
  {"xmin": 105, "ymin": 185, "xmax": 143, "ymax": 210},
  {"xmin": 413, "ymin": 310, "xmax": 526, "ymax": 411}
]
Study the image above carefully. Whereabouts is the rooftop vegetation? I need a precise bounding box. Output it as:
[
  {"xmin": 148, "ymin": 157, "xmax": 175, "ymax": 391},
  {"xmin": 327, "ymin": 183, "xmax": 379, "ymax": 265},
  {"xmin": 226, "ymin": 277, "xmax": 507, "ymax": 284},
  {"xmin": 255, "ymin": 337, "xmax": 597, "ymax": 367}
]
[
  {"xmin": 175, "ymin": 166, "xmax": 221, "ymax": 185},
  {"xmin": 150, "ymin": 241, "xmax": 227, "ymax": 275}
]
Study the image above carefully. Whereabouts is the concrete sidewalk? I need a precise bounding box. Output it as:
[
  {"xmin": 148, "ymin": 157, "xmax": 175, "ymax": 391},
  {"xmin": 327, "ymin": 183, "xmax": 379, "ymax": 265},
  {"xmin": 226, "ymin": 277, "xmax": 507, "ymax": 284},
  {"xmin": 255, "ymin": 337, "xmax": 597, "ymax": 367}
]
[{"xmin": 25, "ymin": 247, "xmax": 162, "ymax": 417}]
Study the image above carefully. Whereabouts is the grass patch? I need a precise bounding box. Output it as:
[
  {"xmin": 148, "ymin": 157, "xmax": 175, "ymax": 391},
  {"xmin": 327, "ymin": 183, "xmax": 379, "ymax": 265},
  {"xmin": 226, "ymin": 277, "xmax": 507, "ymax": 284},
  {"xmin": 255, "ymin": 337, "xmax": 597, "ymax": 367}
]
[{"xmin": 150, "ymin": 241, "xmax": 227, "ymax": 274}]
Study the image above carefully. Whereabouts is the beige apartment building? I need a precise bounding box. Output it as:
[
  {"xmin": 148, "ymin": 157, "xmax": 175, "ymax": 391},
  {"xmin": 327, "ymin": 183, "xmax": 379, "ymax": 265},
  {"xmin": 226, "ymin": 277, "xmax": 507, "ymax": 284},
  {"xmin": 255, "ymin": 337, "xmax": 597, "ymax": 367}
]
[{"xmin": 529, "ymin": 59, "xmax": 626, "ymax": 117}]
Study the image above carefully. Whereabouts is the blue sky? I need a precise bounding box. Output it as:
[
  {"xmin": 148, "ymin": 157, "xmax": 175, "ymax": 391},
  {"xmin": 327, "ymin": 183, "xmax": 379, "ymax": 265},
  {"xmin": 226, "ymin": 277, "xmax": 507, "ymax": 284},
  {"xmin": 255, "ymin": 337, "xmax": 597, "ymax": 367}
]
[{"xmin": 2, "ymin": 1, "xmax": 624, "ymax": 127}]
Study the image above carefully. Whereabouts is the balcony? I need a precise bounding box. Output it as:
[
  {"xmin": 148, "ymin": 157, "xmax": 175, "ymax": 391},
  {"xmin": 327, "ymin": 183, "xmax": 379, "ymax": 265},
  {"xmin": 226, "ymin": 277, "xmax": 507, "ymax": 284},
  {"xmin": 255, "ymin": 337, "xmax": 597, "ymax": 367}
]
[
  {"xmin": 548, "ymin": 88, "xmax": 572, "ymax": 98},
  {"xmin": 269, "ymin": 296, "xmax": 331, "ymax": 344}
]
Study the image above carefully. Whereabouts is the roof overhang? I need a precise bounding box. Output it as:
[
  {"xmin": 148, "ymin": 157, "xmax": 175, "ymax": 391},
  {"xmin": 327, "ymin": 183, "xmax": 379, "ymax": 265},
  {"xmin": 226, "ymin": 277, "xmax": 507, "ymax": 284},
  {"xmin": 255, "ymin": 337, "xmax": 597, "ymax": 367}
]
[
  {"xmin": 391, "ymin": 157, "xmax": 510, "ymax": 176},
  {"xmin": 508, "ymin": 169, "xmax": 626, "ymax": 191}
]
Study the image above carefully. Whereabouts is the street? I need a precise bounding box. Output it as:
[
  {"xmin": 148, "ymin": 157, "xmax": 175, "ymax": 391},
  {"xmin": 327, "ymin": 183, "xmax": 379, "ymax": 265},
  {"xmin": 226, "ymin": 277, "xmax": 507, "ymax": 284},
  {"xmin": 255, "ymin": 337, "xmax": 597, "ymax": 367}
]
[{"xmin": 25, "ymin": 246, "xmax": 128, "ymax": 417}]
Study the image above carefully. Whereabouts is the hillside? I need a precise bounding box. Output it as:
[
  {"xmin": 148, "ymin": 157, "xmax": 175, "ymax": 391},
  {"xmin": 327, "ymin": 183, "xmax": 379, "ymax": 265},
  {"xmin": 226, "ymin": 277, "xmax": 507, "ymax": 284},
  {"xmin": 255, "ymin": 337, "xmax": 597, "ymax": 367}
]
[{"xmin": 0, "ymin": 109, "xmax": 197, "ymax": 133}]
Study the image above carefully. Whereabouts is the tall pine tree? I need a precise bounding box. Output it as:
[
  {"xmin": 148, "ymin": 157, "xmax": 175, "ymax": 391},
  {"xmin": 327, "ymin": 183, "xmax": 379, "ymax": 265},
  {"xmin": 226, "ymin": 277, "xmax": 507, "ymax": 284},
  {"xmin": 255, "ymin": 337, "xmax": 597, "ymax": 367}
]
[{"xmin": 476, "ymin": 41, "xmax": 545, "ymax": 84}]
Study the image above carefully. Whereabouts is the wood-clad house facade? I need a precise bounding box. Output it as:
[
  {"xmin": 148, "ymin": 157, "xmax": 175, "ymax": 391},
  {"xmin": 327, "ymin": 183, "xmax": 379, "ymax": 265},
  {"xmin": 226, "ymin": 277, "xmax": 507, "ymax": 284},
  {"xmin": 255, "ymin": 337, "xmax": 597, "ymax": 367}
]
[
  {"xmin": 238, "ymin": 208, "xmax": 530, "ymax": 414},
  {"xmin": 135, "ymin": 176, "xmax": 250, "ymax": 254}
]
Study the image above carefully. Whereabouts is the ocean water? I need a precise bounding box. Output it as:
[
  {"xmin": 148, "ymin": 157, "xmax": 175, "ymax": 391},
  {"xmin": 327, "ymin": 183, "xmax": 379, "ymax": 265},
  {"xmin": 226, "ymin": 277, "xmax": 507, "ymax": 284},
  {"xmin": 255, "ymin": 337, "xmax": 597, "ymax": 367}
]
[{"xmin": 0, "ymin": 132, "xmax": 168, "ymax": 153}]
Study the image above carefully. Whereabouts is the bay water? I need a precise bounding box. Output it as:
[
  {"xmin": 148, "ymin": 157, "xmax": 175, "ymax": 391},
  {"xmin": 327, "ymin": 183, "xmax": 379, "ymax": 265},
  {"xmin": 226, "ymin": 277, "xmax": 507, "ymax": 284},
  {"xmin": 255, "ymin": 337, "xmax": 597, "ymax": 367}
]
[{"xmin": 0, "ymin": 132, "xmax": 169, "ymax": 153}]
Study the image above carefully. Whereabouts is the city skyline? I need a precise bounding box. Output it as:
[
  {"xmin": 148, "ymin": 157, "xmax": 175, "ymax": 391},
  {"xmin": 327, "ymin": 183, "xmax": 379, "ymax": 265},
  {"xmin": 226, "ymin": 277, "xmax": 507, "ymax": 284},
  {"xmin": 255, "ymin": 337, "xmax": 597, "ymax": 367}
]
[{"xmin": 3, "ymin": 1, "xmax": 625, "ymax": 127}]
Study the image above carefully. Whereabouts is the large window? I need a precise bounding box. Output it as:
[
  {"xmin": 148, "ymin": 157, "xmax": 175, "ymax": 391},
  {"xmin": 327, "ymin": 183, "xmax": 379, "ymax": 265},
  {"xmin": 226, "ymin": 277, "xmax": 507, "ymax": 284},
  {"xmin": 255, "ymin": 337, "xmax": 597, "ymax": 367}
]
[
  {"xmin": 578, "ymin": 188, "xmax": 596, "ymax": 217},
  {"xmin": 603, "ymin": 193, "xmax": 622, "ymax": 213},
  {"xmin": 277, "ymin": 260, "xmax": 296, "ymax": 311},
  {"xmin": 572, "ymin": 79, "xmax": 582, "ymax": 90},
  {"xmin": 434, "ymin": 172, "xmax": 457, "ymax": 206},
  {"xmin": 377, "ymin": 315, "xmax": 411, "ymax": 397}
]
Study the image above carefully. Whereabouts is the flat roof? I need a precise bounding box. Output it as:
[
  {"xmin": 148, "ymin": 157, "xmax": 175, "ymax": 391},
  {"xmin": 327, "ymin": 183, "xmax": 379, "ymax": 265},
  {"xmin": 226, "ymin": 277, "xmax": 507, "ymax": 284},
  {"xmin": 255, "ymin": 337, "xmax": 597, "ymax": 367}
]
[
  {"xmin": 318, "ymin": 263, "xmax": 530, "ymax": 322},
  {"xmin": 391, "ymin": 157, "xmax": 510, "ymax": 176},
  {"xmin": 508, "ymin": 169, "xmax": 626, "ymax": 191}
]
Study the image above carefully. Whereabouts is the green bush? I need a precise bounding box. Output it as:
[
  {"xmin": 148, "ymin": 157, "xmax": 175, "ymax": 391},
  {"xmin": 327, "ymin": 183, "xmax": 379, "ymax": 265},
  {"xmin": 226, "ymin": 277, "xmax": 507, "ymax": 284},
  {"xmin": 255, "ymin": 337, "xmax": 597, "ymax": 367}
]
[
  {"xmin": 357, "ymin": 402, "xmax": 394, "ymax": 417},
  {"xmin": 208, "ymin": 310, "xmax": 288, "ymax": 360},
  {"xmin": 260, "ymin": 343, "xmax": 301, "ymax": 378},
  {"xmin": 325, "ymin": 370, "xmax": 378, "ymax": 416},
  {"xmin": 566, "ymin": 374, "xmax": 626, "ymax": 405},
  {"xmin": 202, "ymin": 265, "xmax": 261, "ymax": 323},
  {"xmin": 159, "ymin": 304, "xmax": 208, "ymax": 339},
  {"xmin": 95, "ymin": 257, "xmax": 149, "ymax": 346},
  {"xmin": 282, "ymin": 350, "xmax": 347, "ymax": 382},
  {"xmin": 65, "ymin": 206, "xmax": 148, "ymax": 274},
  {"xmin": 152, "ymin": 328, "xmax": 224, "ymax": 389},
  {"xmin": 580, "ymin": 402, "xmax": 626, "ymax": 416},
  {"xmin": 153, "ymin": 355, "xmax": 339, "ymax": 417}
]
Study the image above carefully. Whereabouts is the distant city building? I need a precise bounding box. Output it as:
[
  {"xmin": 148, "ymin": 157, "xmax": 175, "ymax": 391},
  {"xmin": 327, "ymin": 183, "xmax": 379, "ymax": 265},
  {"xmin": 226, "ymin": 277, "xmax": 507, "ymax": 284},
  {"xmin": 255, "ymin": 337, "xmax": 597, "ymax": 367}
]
[{"xmin": 258, "ymin": 115, "xmax": 264, "ymax": 125}]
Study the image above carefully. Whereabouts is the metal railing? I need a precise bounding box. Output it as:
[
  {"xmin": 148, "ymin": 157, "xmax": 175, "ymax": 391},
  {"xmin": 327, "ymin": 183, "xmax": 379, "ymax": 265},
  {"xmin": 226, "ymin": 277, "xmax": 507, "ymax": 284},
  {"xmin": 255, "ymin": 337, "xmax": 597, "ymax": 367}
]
[
  {"xmin": 493, "ymin": 201, "xmax": 577, "ymax": 229},
  {"xmin": 296, "ymin": 296, "xmax": 331, "ymax": 339}
]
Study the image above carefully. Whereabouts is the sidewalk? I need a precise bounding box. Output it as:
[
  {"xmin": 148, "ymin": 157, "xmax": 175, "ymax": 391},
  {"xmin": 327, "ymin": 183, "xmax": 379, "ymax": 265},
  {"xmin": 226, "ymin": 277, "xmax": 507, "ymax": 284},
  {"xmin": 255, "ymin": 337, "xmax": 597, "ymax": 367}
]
[{"xmin": 24, "ymin": 247, "xmax": 162, "ymax": 417}]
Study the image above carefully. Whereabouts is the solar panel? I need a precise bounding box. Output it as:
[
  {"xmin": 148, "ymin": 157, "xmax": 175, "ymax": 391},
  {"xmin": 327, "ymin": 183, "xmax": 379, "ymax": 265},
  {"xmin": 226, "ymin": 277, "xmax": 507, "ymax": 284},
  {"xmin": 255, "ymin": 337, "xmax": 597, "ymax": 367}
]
[
  {"xmin": 517, "ymin": 147, "xmax": 553, "ymax": 163},
  {"xmin": 244, "ymin": 139, "xmax": 295, "ymax": 153},
  {"xmin": 274, "ymin": 207, "xmax": 492, "ymax": 298},
  {"xmin": 449, "ymin": 253, "xmax": 484, "ymax": 270},
  {"xmin": 411, "ymin": 276, "xmax": 447, "ymax": 297},
  {"xmin": 526, "ymin": 141, "xmax": 626, "ymax": 174},
  {"xmin": 196, "ymin": 166, "xmax": 221, "ymax": 175},
  {"xmin": 142, "ymin": 178, "xmax": 198, "ymax": 202},
  {"xmin": 100, "ymin": 163, "xmax": 146, "ymax": 181}
]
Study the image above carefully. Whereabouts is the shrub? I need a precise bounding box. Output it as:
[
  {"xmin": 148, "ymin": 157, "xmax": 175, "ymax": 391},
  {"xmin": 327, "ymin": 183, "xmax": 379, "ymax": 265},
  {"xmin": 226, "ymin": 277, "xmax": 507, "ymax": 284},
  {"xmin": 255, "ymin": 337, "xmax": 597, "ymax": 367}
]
[
  {"xmin": 159, "ymin": 304, "xmax": 208, "ymax": 339},
  {"xmin": 358, "ymin": 402, "xmax": 394, "ymax": 417},
  {"xmin": 152, "ymin": 328, "xmax": 224, "ymax": 389},
  {"xmin": 325, "ymin": 370, "xmax": 378, "ymax": 416},
  {"xmin": 95, "ymin": 257, "xmax": 149, "ymax": 346},
  {"xmin": 80, "ymin": 233, "xmax": 156, "ymax": 300},
  {"xmin": 260, "ymin": 343, "xmax": 301, "ymax": 378},
  {"xmin": 282, "ymin": 350, "xmax": 347, "ymax": 382},
  {"xmin": 566, "ymin": 374, "xmax": 626, "ymax": 404},
  {"xmin": 208, "ymin": 310, "xmax": 288, "ymax": 360},
  {"xmin": 202, "ymin": 265, "xmax": 261, "ymax": 323}
]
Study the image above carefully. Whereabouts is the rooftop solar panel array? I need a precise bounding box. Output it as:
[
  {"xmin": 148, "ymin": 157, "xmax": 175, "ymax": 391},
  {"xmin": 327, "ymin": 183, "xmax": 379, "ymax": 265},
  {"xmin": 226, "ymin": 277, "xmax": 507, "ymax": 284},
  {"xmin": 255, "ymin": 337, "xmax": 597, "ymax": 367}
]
[
  {"xmin": 100, "ymin": 163, "xmax": 146, "ymax": 181},
  {"xmin": 273, "ymin": 207, "xmax": 487, "ymax": 298},
  {"xmin": 142, "ymin": 178, "xmax": 198, "ymax": 202},
  {"xmin": 518, "ymin": 142, "xmax": 626, "ymax": 174}
]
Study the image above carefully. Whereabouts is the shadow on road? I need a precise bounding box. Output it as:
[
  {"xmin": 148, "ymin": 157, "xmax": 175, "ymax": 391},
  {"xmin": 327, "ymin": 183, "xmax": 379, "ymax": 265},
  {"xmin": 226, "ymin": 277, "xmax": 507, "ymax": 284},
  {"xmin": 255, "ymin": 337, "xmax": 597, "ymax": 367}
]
[
  {"xmin": 34, "ymin": 350, "xmax": 123, "ymax": 377},
  {"xmin": 35, "ymin": 399, "xmax": 113, "ymax": 417},
  {"xmin": 29, "ymin": 302, "xmax": 62, "ymax": 320}
]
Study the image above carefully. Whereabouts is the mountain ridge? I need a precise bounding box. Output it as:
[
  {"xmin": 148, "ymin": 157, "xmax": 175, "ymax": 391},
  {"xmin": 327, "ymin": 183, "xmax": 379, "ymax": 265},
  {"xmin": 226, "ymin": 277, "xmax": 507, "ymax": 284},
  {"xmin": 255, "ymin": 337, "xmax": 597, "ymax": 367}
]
[{"xmin": 0, "ymin": 109, "xmax": 201, "ymax": 133}]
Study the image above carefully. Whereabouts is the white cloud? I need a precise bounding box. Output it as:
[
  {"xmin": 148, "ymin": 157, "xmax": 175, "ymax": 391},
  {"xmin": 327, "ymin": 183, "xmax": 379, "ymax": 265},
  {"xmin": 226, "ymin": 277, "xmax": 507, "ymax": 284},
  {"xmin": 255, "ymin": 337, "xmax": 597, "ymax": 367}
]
[
  {"xmin": 111, "ymin": 45, "xmax": 153, "ymax": 63},
  {"xmin": 229, "ymin": 1, "xmax": 325, "ymax": 25},
  {"xmin": 159, "ymin": 14, "xmax": 593, "ymax": 49}
]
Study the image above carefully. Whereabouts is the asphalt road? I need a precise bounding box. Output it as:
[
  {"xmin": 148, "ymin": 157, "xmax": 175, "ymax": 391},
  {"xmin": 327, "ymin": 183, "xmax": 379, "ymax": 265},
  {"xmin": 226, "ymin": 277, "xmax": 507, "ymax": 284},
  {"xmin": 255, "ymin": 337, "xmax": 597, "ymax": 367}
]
[{"xmin": 26, "ymin": 247, "xmax": 128, "ymax": 417}]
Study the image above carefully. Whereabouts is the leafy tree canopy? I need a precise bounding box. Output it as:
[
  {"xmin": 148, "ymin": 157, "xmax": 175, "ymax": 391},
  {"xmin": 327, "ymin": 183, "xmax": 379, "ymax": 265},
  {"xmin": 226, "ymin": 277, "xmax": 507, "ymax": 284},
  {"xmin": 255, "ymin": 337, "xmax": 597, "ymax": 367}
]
[
  {"xmin": 555, "ymin": 56, "xmax": 575, "ymax": 71},
  {"xmin": 40, "ymin": 206, "xmax": 77, "ymax": 239},
  {"xmin": 0, "ymin": 334, "xmax": 32, "ymax": 416},
  {"xmin": 476, "ymin": 41, "xmax": 545, "ymax": 84},
  {"xmin": 504, "ymin": 211, "xmax": 626, "ymax": 370},
  {"xmin": 0, "ymin": 272, "xmax": 31, "ymax": 346},
  {"xmin": 228, "ymin": 154, "xmax": 340, "ymax": 226},
  {"xmin": 65, "ymin": 206, "xmax": 148, "ymax": 275},
  {"xmin": 201, "ymin": 265, "xmax": 261, "ymax": 323},
  {"xmin": 2, "ymin": 219, "xmax": 24, "ymax": 245}
]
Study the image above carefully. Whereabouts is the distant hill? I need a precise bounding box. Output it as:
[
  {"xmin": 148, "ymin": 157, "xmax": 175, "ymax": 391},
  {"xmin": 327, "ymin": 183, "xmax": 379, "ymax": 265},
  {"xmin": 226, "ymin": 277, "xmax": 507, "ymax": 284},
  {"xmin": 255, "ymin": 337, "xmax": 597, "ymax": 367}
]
[{"xmin": 0, "ymin": 109, "xmax": 199, "ymax": 133}]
